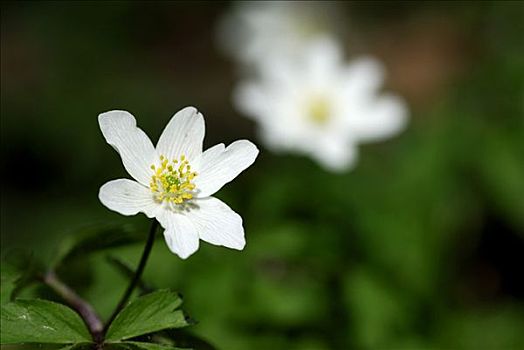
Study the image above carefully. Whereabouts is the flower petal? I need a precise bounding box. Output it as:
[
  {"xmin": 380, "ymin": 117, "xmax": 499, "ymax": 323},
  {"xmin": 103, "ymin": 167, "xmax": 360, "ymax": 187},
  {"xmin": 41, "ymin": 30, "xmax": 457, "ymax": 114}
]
[
  {"xmin": 194, "ymin": 140, "xmax": 259, "ymax": 198},
  {"xmin": 157, "ymin": 209, "xmax": 199, "ymax": 259},
  {"xmin": 304, "ymin": 36, "xmax": 344, "ymax": 87},
  {"xmin": 99, "ymin": 179, "xmax": 160, "ymax": 217},
  {"xmin": 312, "ymin": 138, "xmax": 358, "ymax": 172},
  {"xmin": 156, "ymin": 107, "xmax": 205, "ymax": 163},
  {"xmin": 187, "ymin": 197, "xmax": 245, "ymax": 250},
  {"xmin": 340, "ymin": 57, "xmax": 385, "ymax": 97},
  {"xmin": 99, "ymin": 110, "xmax": 156, "ymax": 186},
  {"xmin": 350, "ymin": 94, "xmax": 408, "ymax": 142}
]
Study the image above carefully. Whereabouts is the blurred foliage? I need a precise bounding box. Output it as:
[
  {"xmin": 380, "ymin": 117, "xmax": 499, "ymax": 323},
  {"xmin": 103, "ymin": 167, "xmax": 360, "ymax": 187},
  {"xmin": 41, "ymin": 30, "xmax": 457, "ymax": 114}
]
[{"xmin": 1, "ymin": 1, "xmax": 523, "ymax": 350}]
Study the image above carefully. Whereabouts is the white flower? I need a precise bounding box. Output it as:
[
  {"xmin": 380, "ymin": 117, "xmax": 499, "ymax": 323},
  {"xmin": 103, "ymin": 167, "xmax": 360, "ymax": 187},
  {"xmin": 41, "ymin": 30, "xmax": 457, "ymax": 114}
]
[
  {"xmin": 217, "ymin": 1, "xmax": 343, "ymax": 66},
  {"xmin": 98, "ymin": 107, "xmax": 259, "ymax": 259},
  {"xmin": 233, "ymin": 37, "xmax": 408, "ymax": 172}
]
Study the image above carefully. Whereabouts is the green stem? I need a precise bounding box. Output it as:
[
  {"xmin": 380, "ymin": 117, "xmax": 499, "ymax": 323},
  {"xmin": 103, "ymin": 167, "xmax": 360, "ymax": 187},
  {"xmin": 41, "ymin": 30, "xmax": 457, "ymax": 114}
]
[{"xmin": 103, "ymin": 220, "xmax": 159, "ymax": 334}]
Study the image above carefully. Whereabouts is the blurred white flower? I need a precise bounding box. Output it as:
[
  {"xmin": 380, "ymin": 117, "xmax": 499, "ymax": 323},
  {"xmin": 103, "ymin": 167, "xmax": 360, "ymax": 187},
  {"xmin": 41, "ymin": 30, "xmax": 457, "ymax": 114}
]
[
  {"xmin": 234, "ymin": 37, "xmax": 408, "ymax": 172},
  {"xmin": 98, "ymin": 107, "xmax": 259, "ymax": 259},
  {"xmin": 217, "ymin": 1, "xmax": 343, "ymax": 66}
]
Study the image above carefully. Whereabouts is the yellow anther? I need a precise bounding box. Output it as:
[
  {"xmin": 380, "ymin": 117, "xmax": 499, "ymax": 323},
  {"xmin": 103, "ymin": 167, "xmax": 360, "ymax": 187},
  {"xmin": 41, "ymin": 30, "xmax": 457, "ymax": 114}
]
[
  {"xmin": 308, "ymin": 96, "xmax": 331, "ymax": 124},
  {"xmin": 149, "ymin": 154, "xmax": 198, "ymax": 205}
]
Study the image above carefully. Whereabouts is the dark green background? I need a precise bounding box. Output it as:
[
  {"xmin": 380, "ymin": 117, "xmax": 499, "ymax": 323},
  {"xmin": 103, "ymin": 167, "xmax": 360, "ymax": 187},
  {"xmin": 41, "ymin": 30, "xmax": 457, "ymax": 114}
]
[{"xmin": 1, "ymin": 1, "xmax": 523, "ymax": 349}]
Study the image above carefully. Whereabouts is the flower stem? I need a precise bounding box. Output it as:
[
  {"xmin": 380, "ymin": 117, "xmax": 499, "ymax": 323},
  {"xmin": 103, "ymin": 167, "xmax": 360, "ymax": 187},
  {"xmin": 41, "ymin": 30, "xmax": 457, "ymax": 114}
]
[
  {"xmin": 103, "ymin": 219, "xmax": 159, "ymax": 333},
  {"xmin": 43, "ymin": 271, "xmax": 104, "ymax": 342}
]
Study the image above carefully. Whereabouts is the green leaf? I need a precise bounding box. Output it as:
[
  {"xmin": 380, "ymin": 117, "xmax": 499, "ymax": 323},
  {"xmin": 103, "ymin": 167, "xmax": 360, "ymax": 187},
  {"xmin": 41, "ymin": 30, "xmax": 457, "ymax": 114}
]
[
  {"xmin": 0, "ymin": 299, "xmax": 92, "ymax": 344},
  {"xmin": 0, "ymin": 345, "xmax": 89, "ymax": 350},
  {"xmin": 50, "ymin": 223, "xmax": 142, "ymax": 270},
  {"xmin": 106, "ymin": 290, "xmax": 189, "ymax": 342},
  {"xmin": 113, "ymin": 341, "xmax": 190, "ymax": 349},
  {"xmin": 60, "ymin": 344, "xmax": 93, "ymax": 350}
]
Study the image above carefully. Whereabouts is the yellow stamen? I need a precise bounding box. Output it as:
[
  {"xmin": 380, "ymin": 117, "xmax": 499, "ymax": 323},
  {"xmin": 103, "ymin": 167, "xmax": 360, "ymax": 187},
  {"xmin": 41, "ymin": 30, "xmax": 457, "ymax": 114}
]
[
  {"xmin": 308, "ymin": 96, "xmax": 331, "ymax": 124},
  {"xmin": 149, "ymin": 154, "xmax": 198, "ymax": 205}
]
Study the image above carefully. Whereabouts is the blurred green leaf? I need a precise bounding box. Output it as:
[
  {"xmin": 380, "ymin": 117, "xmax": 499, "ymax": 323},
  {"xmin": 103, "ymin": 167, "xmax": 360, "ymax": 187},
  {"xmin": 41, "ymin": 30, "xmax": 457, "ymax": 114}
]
[
  {"xmin": 153, "ymin": 329, "xmax": 217, "ymax": 350},
  {"xmin": 0, "ymin": 299, "xmax": 92, "ymax": 344},
  {"xmin": 343, "ymin": 267, "xmax": 410, "ymax": 349},
  {"xmin": 106, "ymin": 255, "xmax": 154, "ymax": 293},
  {"xmin": 477, "ymin": 130, "xmax": 524, "ymax": 233},
  {"xmin": 437, "ymin": 304, "xmax": 524, "ymax": 349},
  {"xmin": 1, "ymin": 262, "xmax": 19, "ymax": 304},
  {"xmin": 50, "ymin": 224, "xmax": 142, "ymax": 270},
  {"xmin": 106, "ymin": 290, "xmax": 189, "ymax": 342},
  {"xmin": 248, "ymin": 270, "xmax": 328, "ymax": 327},
  {"xmin": 1, "ymin": 252, "xmax": 45, "ymax": 302}
]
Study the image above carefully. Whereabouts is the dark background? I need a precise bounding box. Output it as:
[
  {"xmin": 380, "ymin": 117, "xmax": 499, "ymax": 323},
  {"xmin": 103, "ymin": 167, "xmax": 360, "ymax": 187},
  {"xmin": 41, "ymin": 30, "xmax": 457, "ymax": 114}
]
[{"xmin": 1, "ymin": 1, "xmax": 523, "ymax": 349}]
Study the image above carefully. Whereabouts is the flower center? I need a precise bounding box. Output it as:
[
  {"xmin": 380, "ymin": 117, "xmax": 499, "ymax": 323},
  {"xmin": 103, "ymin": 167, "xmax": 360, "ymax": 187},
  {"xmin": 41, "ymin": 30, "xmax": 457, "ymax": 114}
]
[
  {"xmin": 307, "ymin": 96, "xmax": 331, "ymax": 125},
  {"xmin": 149, "ymin": 155, "xmax": 197, "ymax": 204}
]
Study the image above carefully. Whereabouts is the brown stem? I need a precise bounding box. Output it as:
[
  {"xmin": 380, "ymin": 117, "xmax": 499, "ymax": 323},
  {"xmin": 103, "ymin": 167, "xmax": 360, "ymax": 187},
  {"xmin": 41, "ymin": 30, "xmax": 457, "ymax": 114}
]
[
  {"xmin": 43, "ymin": 271, "xmax": 104, "ymax": 343},
  {"xmin": 42, "ymin": 220, "xmax": 159, "ymax": 347}
]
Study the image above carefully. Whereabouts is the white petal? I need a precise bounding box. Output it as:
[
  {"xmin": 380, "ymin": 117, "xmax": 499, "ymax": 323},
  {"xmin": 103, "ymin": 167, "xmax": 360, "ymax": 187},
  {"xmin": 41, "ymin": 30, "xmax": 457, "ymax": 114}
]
[
  {"xmin": 194, "ymin": 140, "xmax": 259, "ymax": 197},
  {"xmin": 351, "ymin": 94, "xmax": 408, "ymax": 142},
  {"xmin": 197, "ymin": 142, "xmax": 226, "ymax": 161},
  {"xmin": 156, "ymin": 107, "xmax": 205, "ymax": 163},
  {"xmin": 340, "ymin": 57, "xmax": 385, "ymax": 97},
  {"xmin": 304, "ymin": 36, "xmax": 343, "ymax": 86},
  {"xmin": 99, "ymin": 179, "xmax": 160, "ymax": 217},
  {"xmin": 312, "ymin": 138, "xmax": 358, "ymax": 172},
  {"xmin": 99, "ymin": 111, "xmax": 156, "ymax": 186},
  {"xmin": 157, "ymin": 209, "xmax": 199, "ymax": 259},
  {"xmin": 187, "ymin": 197, "xmax": 245, "ymax": 250}
]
